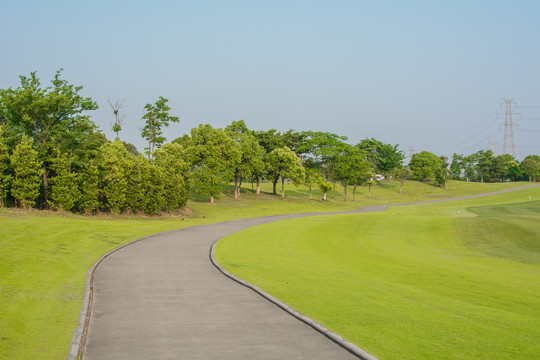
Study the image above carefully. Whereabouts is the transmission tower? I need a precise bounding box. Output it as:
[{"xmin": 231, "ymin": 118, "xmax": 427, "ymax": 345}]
[{"xmin": 499, "ymin": 98, "xmax": 519, "ymax": 157}]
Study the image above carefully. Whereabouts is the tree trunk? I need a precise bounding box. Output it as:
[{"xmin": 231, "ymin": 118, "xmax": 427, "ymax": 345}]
[
  {"xmin": 238, "ymin": 179, "xmax": 243, "ymax": 199},
  {"xmin": 256, "ymin": 178, "xmax": 260, "ymax": 195},
  {"xmin": 368, "ymin": 185, "xmax": 372, "ymax": 198},
  {"xmin": 400, "ymin": 181, "xmax": 403, "ymax": 193},
  {"xmin": 281, "ymin": 177, "xmax": 285, "ymax": 198},
  {"xmin": 234, "ymin": 170, "xmax": 240, "ymax": 200},
  {"xmin": 343, "ymin": 184, "xmax": 347, "ymax": 201},
  {"xmin": 309, "ymin": 185, "xmax": 312, "ymax": 200},
  {"xmin": 353, "ymin": 186, "xmax": 356, "ymax": 201},
  {"xmin": 210, "ymin": 194, "xmax": 214, "ymax": 204},
  {"xmin": 272, "ymin": 174, "xmax": 279, "ymax": 195}
]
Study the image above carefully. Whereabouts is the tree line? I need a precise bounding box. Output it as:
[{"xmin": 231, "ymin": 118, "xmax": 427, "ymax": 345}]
[{"xmin": 0, "ymin": 70, "xmax": 538, "ymax": 214}]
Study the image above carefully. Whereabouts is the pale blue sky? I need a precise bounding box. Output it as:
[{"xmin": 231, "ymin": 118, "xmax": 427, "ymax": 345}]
[{"xmin": 1, "ymin": 0, "xmax": 539, "ymax": 160}]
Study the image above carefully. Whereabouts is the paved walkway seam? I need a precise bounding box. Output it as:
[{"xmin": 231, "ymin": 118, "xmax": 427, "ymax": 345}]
[{"xmin": 209, "ymin": 239, "xmax": 379, "ymax": 360}]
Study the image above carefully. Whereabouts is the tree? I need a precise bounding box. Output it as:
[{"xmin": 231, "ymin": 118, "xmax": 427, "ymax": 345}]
[
  {"xmin": 395, "ymin": 167, "xmax": 411, "ymax": 193},
  {"xmin": 10, "ymin": 136, "xmax": 42, "ymax": 209},
  {"xmin": 141, "ymin": 96, "xmax": 179, "ymax": 159},
  {"xmin": 435, "ymin": 156, "xmax": 450, "ymax": 189},
  {"xmin": 49, "ymin": 151, "xmax": 81, "ymax": 211},
  {"xmin": 0, "ymin": 70, "xmax": 99, "ymax": 208},
  {"xmin": 520, "ymin": 156, "xmax": 540, "ymax": 182},
  {"xmin": 357, "ymin": 138, "xmax": 404, "ymax": 177},
  {"xmin": 99, "ymin": 141, "xmax": 129, "ymax": 214},
  {"xmin": 334, "ymin": 145, "xmax": 371, "ymax": 201},
  {"xmin": 318, "ymin": 180, "xmax": 332, "ymax": 201},
  {"xmin": 450, "ymin": 153, "xmax": 463, "ymax": 179},
  {"xmin": 0, "ymin": 127, "xmax": 12, "ymax": 207},
  {"xmin": 409, "ymin": 151, "xmax": 442, "ymax": 181},
  {"xmin": 187, "ymin": 124, "xmax": 241, "ymax": 204},
  {"xmin": 225, "ymin": 120, "xmax": 265, "ymax": 199},
  {"xmin": 78, "ymin": 162, "xmax": 100, "ymax": 214},
  {"xmin": 266, "ymin": 147, "xmax": 305, "ymax": 198},
  {"xmin": 474, "ymin": 150, "xmax": 494, "ymax": 183},
  {"xmin": 154, "ymin": 143, "xmax": 190, "ymax": 212},
  {"xmin": 108, "ymin": 99, "xmax": 126, "ymax": 140},
  {"xmin": 491, "ymin": 154, "xmax": 518, "ymax": 182},
  {"xmin": 298, "ymin": 131, "xmax": 348, "ymax": 183}
]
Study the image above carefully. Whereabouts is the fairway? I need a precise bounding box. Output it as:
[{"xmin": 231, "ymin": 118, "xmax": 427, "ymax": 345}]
[{"xmin": 215, "ymin": 187, "xmax": 540, "ymax": 359}]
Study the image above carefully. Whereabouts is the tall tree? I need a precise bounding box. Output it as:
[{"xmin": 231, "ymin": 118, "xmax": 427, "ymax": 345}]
[
  {"xmin": 474, "ymin": 150, "xmax": 494, "ymax": 183},
  {"xmin": 0, "ymin": 70, "xmax": 98, "ymax": 208},
  {"xmin": 10, "ymin": 136, "xmax": 42, "ymax": 209},
  {"xmin": 334, "ymin": 145, "xmax": 371, "ymax": 201},
  {"xmin": 297, "ymin": 131, "xmax": 348, "ymax": 184},
  {"xmin": 187, "ymin": 124, "xmax": 241, "ymax": 204},
  {"xmin": 520, "ymin": 155, "xmax": 540, "ymax": 182},
  {"xmin": 266, "ymin": 147, "xmax": 305, "ymax": 198},
  {"xmin": 99, "ymin": 141, "xmax": 129, "ymax": 214},
  {"xmin": 78, "ymin": 162, "xmax": 100, "ymax": 214},
  {"xmin": 225, "ymin": 120, "xmax": 265, "ymax": 199},
  {"xmin": 409, "ymin": 151, "xmax": 442, "ymax": 181},
  {"xmin": 49, "ymin": 151, "xmax": 81, "ymax": 211},
  {"xmin": 108, "ymin": 99, "xmax": 126, "ymax": 140},
  {"xmin": 141, "ymin": 96, "xmax": 179, "ymax": 159},
  {"xmin": 395, "ymin": 167, "xmax": 411, "ymax": 194},
  {"xmin": 154, "ymin": 143, "xmax": 190, "ymax": 212}
]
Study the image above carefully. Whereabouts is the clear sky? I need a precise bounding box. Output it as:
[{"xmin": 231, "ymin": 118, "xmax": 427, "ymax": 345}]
[{"xmin": 1, "ymin": 0, "xmax": 539, "ymax": 160}]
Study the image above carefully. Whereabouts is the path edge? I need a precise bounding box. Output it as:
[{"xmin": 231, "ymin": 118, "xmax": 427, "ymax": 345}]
[{"xmin": 209, "ymin": 240, "xmax": 379, "ymax": 360}]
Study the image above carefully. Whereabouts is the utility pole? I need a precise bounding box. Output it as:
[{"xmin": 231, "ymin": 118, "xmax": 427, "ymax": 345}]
[{"xmin": 499, "ymin": 98, "xmax": 519, "ymax": 157}]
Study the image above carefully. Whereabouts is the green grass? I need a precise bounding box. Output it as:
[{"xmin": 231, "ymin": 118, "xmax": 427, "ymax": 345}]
[
  {"xmin": 215, "ymin": 186, "xmax": 540, "ymax": 359},
  {"xmin": 0, "ymin": 180, "xmax": 535, "ymax": 359}
]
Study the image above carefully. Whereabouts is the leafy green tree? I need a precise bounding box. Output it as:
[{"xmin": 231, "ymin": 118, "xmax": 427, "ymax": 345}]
[
  {"xmin": 187, "ymin": 124, "xmax": 241, "ymax": 204},
  {"xmin": 450, "ymin": 153, "xmax": 464, "ymax": 179},
  {"xmin": 0, "ymin": 127, "xmax": 12, "ymax": 207},
  {"xmin": 409, "ymin": 151, "xmax": 442, "ymax": 181},
  {"xmin": 225, "ymin": 120, "xmax": 265, "ymax": 199},
  {"xmin": 78, "ymin": 162, "xmax": 100, "ymax": 214},
  {"xmin": 492, "ymin": 154, "xmax": 518, "ymax": 182},
  {"xmin": 435, "ymin": 156, "xmax": 450, "ymax": 189},
  {"xmin": 266, "ymin": 146, "xmax": 305, "ymax": 198},
  {"xmin": 10, "ymin": 136, "xmax": 42, "ymax": 209},
  {"xmin": 154, "ymin": 143, "xmax": 190, "ymax": 212},
  {"xmin": 49, "ymin": 151, "xmax": 81, "ymax": 211},
  {"xmin": 99, "ymin": 141, "xmax": 129, "ymax": 214},
  {"xmin": 141, "ymin": 96, "xmax": 179, "ymax": 159},
  {"xmin": 302, "ymin": 158, "xmax": 323, "ymax": 200},
  {"xmin": 318, "ymin": 180, "xmax": 333, "ymax": 201},
  {"xmin": 395, "ymin": 167, "xmax": 411, "ymax": 194},
  {"xmin": 334, "ymin": 145, "xmax": 371, "ymax": 201},
  {"xmin": 356, "ymin": 138, "xmax": 404, "ymax": 176},
  {"xmin": 0, "ymin": 70, "xmax": 99, "ymax": 208},
  {"xmin": 520, "ymin": 156, "xmax": 540, "ymax": 182},
  {"xmin": 298, "ymin": 131, "xmax": 348, "ymax": 183},
  {"xmin": 463, "ymin": 154, "xmax": 477, "ymax": 182},
  {"xmin": 474, "ymin": 150, "xmax": 494, "ymax": 183}
]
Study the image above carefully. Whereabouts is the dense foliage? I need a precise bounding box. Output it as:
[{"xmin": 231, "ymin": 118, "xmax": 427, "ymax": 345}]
[{"xmin": 0, "ymin": 70, "xmax": 538, "ymax": 214}]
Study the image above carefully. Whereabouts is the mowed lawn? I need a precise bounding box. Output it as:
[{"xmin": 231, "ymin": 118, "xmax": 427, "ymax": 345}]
[{"xmin": 215, "ymin": 187, "xmax": 540, "ymax": 359}]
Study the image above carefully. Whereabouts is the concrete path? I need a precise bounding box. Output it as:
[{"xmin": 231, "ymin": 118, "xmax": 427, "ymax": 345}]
[{"xmin": 81, "ymin": 207, "xmax": 386, "ymax": 360}]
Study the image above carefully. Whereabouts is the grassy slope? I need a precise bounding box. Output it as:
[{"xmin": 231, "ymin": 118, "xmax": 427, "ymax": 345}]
[
  {"xmin": 0, "ymin": 180, "xmax": 533, "ymax": 359},
  {"xmin": 215, "ymin": 186, "xmax": 540, "ymax": 359}
]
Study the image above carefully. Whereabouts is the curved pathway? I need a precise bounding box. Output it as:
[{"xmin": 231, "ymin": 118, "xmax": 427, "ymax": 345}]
[{"xmin": 74, "ymin": 185, "xmax": 539, "ymax": 360}]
